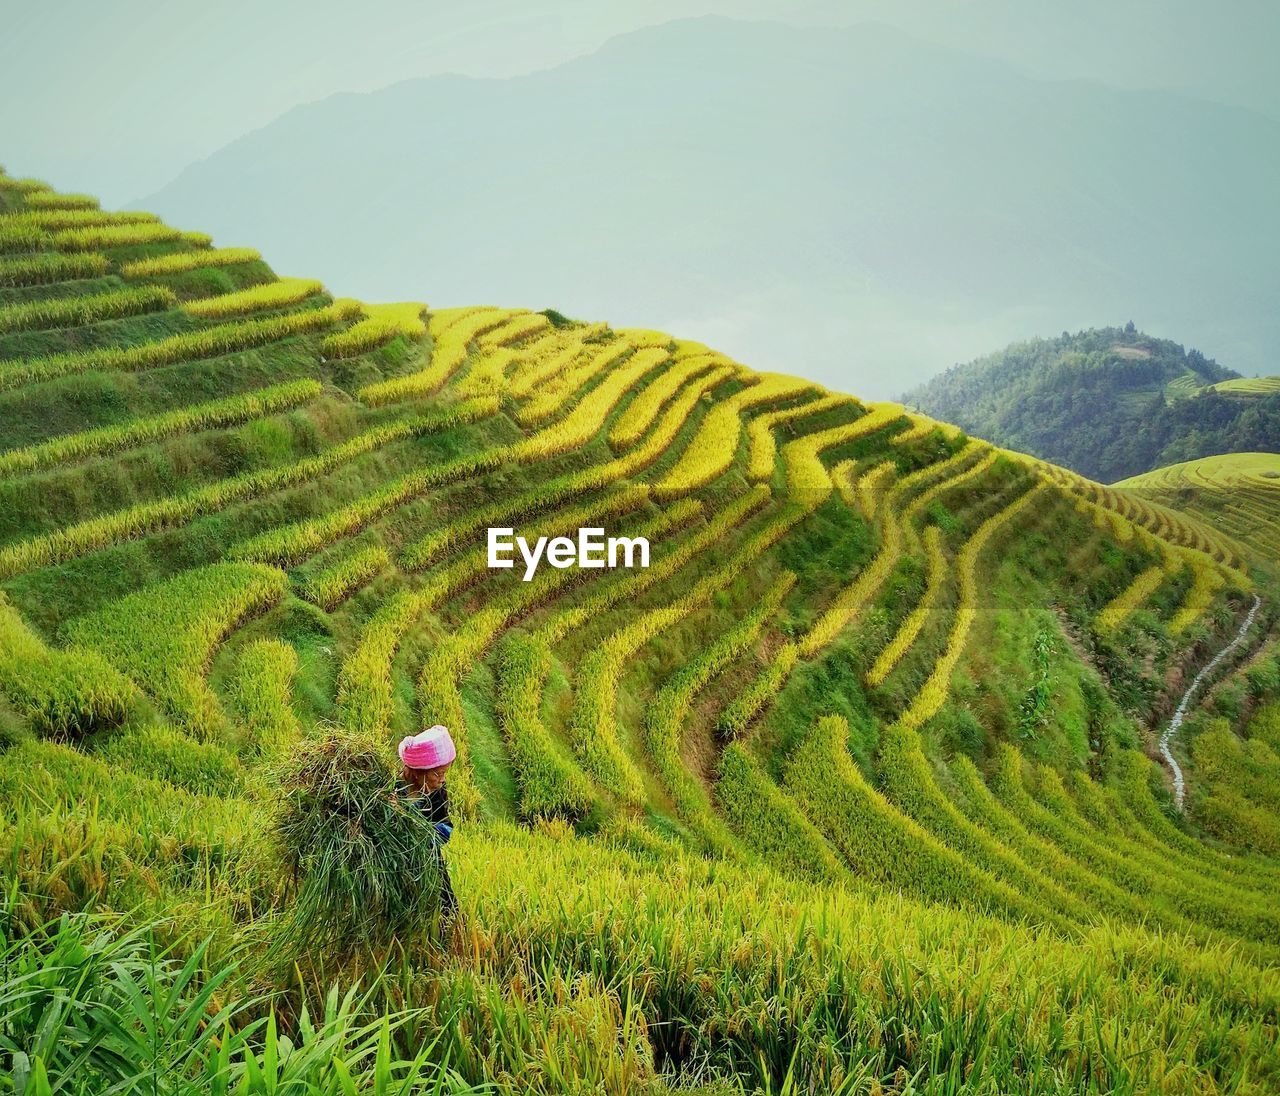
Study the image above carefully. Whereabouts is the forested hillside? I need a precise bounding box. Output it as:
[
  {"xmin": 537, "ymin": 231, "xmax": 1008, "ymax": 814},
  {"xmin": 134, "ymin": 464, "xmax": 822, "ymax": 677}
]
[
  {"xmin": 2, "ymin": 170, "xmax": 1279, "ymax": 1093},
  {"xmin": 905, "ymin": 326, "xmax": 1280, "ymax": 483}
]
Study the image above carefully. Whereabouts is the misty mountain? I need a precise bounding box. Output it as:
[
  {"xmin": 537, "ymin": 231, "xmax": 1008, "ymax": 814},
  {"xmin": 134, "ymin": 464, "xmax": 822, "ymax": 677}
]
[{"xmin": 138, "ymin": 17, "xmax": 1280, "ymax": 396}]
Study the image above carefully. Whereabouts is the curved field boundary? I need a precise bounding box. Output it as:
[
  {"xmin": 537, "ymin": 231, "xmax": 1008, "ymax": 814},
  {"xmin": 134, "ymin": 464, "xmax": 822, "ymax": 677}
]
[
  {"xmin": 778, "ymin": 403, "xmax": 902, "ymax": 497},
  {"xmin": 1095, "ymin": 553, "xmax": 1182, "ymax": 635},
  {"xmin": 0, "ymin": 593, "xmax": 139, "ymax": 736},
  {"xmin": 184, "ymin": 277, "xmax": 324, "ymax": 320},
  {"xmin": 745, "ymin": 392, "xmax": 851, "ymax": 481},
  {"xmin": 65, "ymin": 561, "xmax": 287, "ymax": 735},
  {"xmin": 897, "ymin": 447, "xmax": 997, "ymax": 554},
  {"xmin": 22, "ymin": 192, "xmax": 99, "ymax": 211},
  {"xmin": 1, "ymin": 209, "xmax": 158, "ymax": 231},
  {"xmin": 506, "ymin": 324, "xmax": 607, "ymax": 400},
  {"xmin": 1026, "ymin": 456, "xmax": 1246, "ymax": 572},
  {"xmin": 0, "ymin": 398, "xmax": 496, "ymax": 580},
  {"xmin": 335, "ymin": 378, "xmax": 744, "ymax": 736},
  {"xmin": 535, "ymin": 489, "xmax": 769, "ymax": 649},
  {"xmin": 120, "ymin": 246, "xmax": 262, "ymax": 279},
  {"xmin": 228, "ymin": 355, "xmax": 675, "ymax": 567},
  {"xmin": 836, "ymin": 458, "xmax": 894, "ymax": 518},
  {"xmin": 0, "ymin": 378, "xmax": 323, "ymax": 478},
  {"xmin": 567, "ymin": 501, "xmax": 804, "ymax": 805},
  {"xmin": 320, "ymin": 301, "xmax": 427, "ymax": 360},
  {"xmin": 419, "ymin": 487, "xmax": 656, "ymax": 816},
  {"xmin": 865, "ymin": 525, "xmax": 947, "ymax": 686},
  {"xmin": 897, "ymin": 483, "xmax": 1044, "ymax": 729},
  {"xmin": 0, "ymin": 298, "xmax": 361, "ymax": 392},
  {"xmin": 0, "ymin": 284, "xmax": 176, "ymax": 335},
  {"xmin": 293, "ymin": 543, "xmax": 391, "ymax": 611},
  {"xmin": 784, "ymin": 715, "xmax": 1054, "ymax": 924},
  {"xmin": 455, "ymin": 313, "xmax": 559, "ymax": 397},
  {"xmin": 517, "ymin": 343, "xmax": 671, "ymax": 427},
  {"xmin": 609, "ymin": 357, "xmax": 733, "ymax": 450},
  {"xmin": 0, "ymin": 252, "xmax": 110, "ymax": 288},
  {"xmin": 716, "ymin": 742, "xmax": 844, "ymax": 882},
  {"xmin": 401, "ymin": 353, "xmax": 725, "ymax": 570},
  {"xmin": 989, "ymin": 746, "xmax": 1280, "ymax": 948},
  {"xmin": 876, "ymin": 723, "xmax": 1081, "ymax": 931},
  {"xmin": 643, "ymin": 573, "xmax": 794, "ymax": 846},
  {"xmin": 356, "ymin": 306, "xmax": 517, "ymax": 405},
  {"xmin": 52, "ymin": 222, "xmax": 190, "ymax": 251},
  {"xmin": 228, "ymin": 638, "xmax": 301, "ymax": 758},
  {"xmin": 1172, "ymin": 554, "xmax": 1227, "ymax": 636},
  {"xmin": 1209, "ymin": 377, "xmax": 1280, "ymax": 397},
  {"xmin": 653, "ymin": 373, "xmax": 822, "ymax": 498},
  {"xmin": 729, "ymin": 440, "xmax": 982, "ymax": 726},
  {"xmin": 1035, "ymin": 764, "xmax": 1276, "ymax": 909}
]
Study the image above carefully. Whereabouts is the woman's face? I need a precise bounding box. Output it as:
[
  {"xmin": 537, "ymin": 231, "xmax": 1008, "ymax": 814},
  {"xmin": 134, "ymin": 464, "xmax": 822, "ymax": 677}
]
[{"xmin": 404, "ymin": 762, "xmax": 451, "ymax": 792}]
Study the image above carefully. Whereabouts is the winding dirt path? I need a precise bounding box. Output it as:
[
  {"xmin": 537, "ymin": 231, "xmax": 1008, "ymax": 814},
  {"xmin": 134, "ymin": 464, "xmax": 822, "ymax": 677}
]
[{"xmin": 1161, "ymin": 593, "xmax": 1263, "ymax": 809}]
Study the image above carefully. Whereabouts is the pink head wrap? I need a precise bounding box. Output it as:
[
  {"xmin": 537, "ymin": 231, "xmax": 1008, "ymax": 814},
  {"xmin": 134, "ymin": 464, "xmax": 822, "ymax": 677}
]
[{"xmin": 398, "ymin": 724, "xmax": 456, "ymax": 770}]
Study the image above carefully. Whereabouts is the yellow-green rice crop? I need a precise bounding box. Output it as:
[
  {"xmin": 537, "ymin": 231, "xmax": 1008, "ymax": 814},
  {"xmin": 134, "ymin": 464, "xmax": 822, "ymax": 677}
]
[
  {"xmin": 0, "ymin": 378, "xmax": 322, "ymax": 478},
  {"xmin": 319, "ymin": 301, "xmax": 427, "ymax": 358},
  {"xmin": 227, "ymin": 638, "xmax": 301, "ymax": 758},
  {"xmin": 496, "ymin": 636, "xmax": 598, "ymax": 821},
  {"xmin": 716, "ymin": 641, "xmax": 799, "ymax": 737},
  {"xmin": 0, "ymin": 252, "xmax": 109, "ymax": 288},
  {"xmin": 1096, "ymin": 555, "xmax": 1181, "ymax": 634},
  {"xmin": 716, "ymin": 744, "xmax": 844, "ymax": 882},
  {"xmin": 784, "ymin": 715, "xmax": 1056, "ymax": 923},
  {"xmin": 52, "ymin": 222, "xmax": 186, "ymax": 251},
  {"xmin": 864, "ymin": 524, "xmax": 946, "ymax": 685},
  {"xmin": 0, "ymin": 223, "xmax": 51, "ymax": 253},
  {"xmin": 0, "ymin": 298, "xmax": 360, "ymax": 391},
  {"xmin": 0, "ymin": 284, "xmax": 176, "ymax": 335},
  {"xmin": 0, "ymin": 595, "xmax": 139, "ymax": 736},
  {"xmin": 357, "ymin": 306, "xmax": 516, "ymax": 405},
  {"xmin": 119, "ymin": 246, "xmax": 263, "ymax": 278},
  {"xmin": 653, "ymin": 373, "xmax": 821, "ymax": 497},
  {"xmin": 22, "ymin": 191, "xmax": 99, "ymax": 210},
  {"xmin": 0, "ymin": 209, "xmax": 157, "ymax": 231},
  {"xmin": 897, "ymin": 483, "xmax": 1045, "ymax": 729},
  {"xmin": 643, "ymin": 573, "xmax": 793, "ymax": 844},
  {"xmin": 64, "ymin": 562, "xmax": 288, "ymax": 735},
  {"xmin": 608, "ymin": 358, "xmax": 733, "ymax": 449},
  {"xmin": 746, "ymin": 391, "xmax": 851, "ymax": 481},
  {"xmin": 0, "ymin": 175, "xmax": 50, "ymax": 192},
  {"xmin": 184, "ymin": 276, "xmax": 325, "ymax": 319},
  {"xmin": 1169, "ymin": 551, "xmax": 1227, "ymax": 634},
  {"xmin": 505, "ymin": 324, "xmax": 608, "ymax": 399},
  {"xmin": 294, "ymin": 543, "xmax": 392, "ymax": 611},
  {"xmin": 514, "ymin": 337, "xmax": 641, "ymax": 426},
  {"xmin": 0, "ymin": 398, "xmax": 494, "ymax": 580}
]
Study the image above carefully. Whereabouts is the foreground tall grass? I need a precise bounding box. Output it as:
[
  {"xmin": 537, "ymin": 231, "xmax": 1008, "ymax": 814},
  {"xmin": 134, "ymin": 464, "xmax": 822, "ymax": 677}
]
[{"xmin": 0, "ymin": 909, "xmax": 480, "ymax": 1096}]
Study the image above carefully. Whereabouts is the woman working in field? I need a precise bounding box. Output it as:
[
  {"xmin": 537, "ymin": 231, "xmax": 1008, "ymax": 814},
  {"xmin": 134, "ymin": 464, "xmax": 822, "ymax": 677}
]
[{"xmin": 397, "ymin": 725, "xmax": 458, "ymax": 920}]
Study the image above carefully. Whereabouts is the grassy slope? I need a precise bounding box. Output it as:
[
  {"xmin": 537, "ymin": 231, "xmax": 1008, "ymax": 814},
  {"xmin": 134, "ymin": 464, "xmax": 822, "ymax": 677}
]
[{"xmin": 2, "ymin": 170, "xmax": 1280, "ymax": 1093}]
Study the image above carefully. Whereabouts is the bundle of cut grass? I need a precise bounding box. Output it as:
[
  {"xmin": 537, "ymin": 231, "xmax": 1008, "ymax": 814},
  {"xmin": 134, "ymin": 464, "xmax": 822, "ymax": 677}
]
[{"xmin": 276, "ymin": 731, "xmax": 444, "ymax": 956}]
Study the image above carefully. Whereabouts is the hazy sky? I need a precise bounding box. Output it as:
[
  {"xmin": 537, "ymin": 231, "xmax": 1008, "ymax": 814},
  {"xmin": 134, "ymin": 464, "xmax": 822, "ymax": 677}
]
[{"xmin": 2, "ymin": 0, "xmax": 1277, "ymax": 206}]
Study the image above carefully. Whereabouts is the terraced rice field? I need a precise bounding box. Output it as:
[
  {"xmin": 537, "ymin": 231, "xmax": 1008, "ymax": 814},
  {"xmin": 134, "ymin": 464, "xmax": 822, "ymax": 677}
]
[
  {"xmin": 1118, "ymin": 452, "xmax": 1280, "ymax": 565},
  {"xmin": 3, "ymin": 170, "xmax": 1280, "ymax": 1094},
  {"xmin": 1210, "ymin": 375, "xmax": 1280, "ymax": 397}
]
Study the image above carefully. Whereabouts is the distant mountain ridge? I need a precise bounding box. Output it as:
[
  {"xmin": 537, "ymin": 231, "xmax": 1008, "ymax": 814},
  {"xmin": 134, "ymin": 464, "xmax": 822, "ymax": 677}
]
[
  {"xmin": 903, "ymin": 326, "xmax": 1280, "ymax": 483},
  {"xmin": 135, "ymin": 16, "xmax": 1280, "ymax": 398}
]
